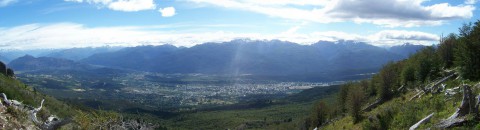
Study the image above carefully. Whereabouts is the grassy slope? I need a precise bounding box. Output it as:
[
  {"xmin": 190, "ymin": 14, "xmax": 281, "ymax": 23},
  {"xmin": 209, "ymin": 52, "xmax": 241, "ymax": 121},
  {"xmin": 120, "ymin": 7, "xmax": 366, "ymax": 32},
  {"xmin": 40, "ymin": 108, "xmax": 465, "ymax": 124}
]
[
  {"xmin": 324, "ymin": 78, "xmax": 480, "ymax": 129},
  {"xmin": 0, "ymin": 74, "xmax": 77, "ymax": 118}
]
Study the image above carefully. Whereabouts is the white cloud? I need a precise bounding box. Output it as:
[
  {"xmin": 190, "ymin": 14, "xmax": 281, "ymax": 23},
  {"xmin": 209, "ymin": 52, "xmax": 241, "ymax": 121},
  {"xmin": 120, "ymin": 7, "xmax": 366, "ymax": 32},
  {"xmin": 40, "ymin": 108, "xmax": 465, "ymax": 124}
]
[
  {"xmin": 108, "ymin": 0, "xmax": 156, "ymax": 11},
  {"xmin": 158, "ymin": 7, "xmax": 176, "ymax": 17},
  {"xmin": 368, "ymin": 30, "xmax": 440, "ymax": 46},
  {"xmin": 0, "ymin": 23, "xmax": 439, "ymax": 50},
  {"xmin": 465, "ymin": 0, "xmax": 477, "ymax": 4},
  {"xmin": 188, "ymin": 0, "xmax": 475, "ymax": 27},
  {"xmin": 0, "ymin": 0, "xmax": 17, "ymax": 7},
  {"xmin": 64, "ymin": 0, "xmax": 156, "ymax": 12}
]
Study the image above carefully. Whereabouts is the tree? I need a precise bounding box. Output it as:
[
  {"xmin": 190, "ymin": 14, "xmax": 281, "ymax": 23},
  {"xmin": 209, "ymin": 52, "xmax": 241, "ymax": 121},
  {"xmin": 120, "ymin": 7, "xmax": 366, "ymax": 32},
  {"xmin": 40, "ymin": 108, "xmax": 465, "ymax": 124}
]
[
  {"xmin": 401, "ymin": 63, "xmax": 416, "ymax": 88},
  {"xmin": 310, "ymin": 100, "xmax": 330, "ymax": 128},
  {"xmin": 338, "ymin": 83, "xmax": 352, "ymax": 112},
  {"xmin": 0, "ymin": 61, "xmax": 6, "ymax": 76},
  {"xmin": 455, "ymin": 21, "xmax": 480, "ymax": 80},
  {"xmin": 414, "ymin": 47, "xmax": 441, "ymax": 83},
  {"xmin": 347, "ymin": 85, "xmax": 365, "ymax": 123},
  {"xmin": 6, "ymin": 68, "xmax": 14, "ymax": 77},
  {"xmin": 377, "ymin": 62, "xmax": 400, "ymax": 100},
  {"xmin": 437, "ymin": 33, "xmax": 457, "ymax": 68}
]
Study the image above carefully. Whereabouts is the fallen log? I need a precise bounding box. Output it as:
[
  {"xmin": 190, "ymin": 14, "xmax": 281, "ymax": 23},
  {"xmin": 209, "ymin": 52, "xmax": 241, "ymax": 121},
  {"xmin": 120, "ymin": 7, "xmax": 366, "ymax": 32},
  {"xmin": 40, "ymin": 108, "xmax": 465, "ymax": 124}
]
[
  {"xmin": 409, "ymin": 91, "xmax": 425, "ymax": 101},
  {"xmin": 397, "ymin": 85, "xmax": 405, "ymax": 92},
  {"xmin": 427, "ymin": 73, "xmax": 457, "ymax": 94},
  {"xmin": 409, "ymin": 113, "xmax": 434, "ymax": 130},
  {"xmin": 362, "ymin": 99, "xmax": 383, "ymax": 112}
]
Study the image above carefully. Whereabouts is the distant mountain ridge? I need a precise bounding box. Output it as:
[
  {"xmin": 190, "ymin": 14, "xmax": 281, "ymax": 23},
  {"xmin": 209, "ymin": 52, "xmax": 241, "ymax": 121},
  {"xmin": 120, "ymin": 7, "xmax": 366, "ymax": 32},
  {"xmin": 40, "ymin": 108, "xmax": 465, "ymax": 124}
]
[
  {"xmin": 388, "ymin": 43, "xmax": 426, "ymax": 57},
  {"xmin": 78, "ymin": 40, "xmax": 423, "ymax": 81},
  {"xmin": 45, "ymin": 46, "xmax": 123, "ymax": 61},
  {"xmin": 6, "ymin": 40, "xmax": 425, "ymax": 81},
  {"xmin": 0, "ymin": 46, "xmax": 123, "ymax": 63},
  {"xmin": 8, "ymin": 55, "xmax": 93, "ymax": 71}
]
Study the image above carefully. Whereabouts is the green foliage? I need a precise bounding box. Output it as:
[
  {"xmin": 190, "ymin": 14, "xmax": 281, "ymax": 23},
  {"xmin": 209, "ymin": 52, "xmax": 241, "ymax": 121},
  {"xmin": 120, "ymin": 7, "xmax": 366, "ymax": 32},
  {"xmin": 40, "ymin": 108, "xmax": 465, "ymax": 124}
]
[
  {"xmin": 307, "ymin": 100, "xmax": 331, "ymax": 129},
  {"xmin": 336, "ymin": 83, "xmax": 367, "ymax": 124},
  {"xmin": 337, "ymin": 83, "xmax": 351, "ymax": 112},
  {"xmin": 6, "ymin": 106, "xmax": 28, "ymax": 123},
  {"xmin": 437, "ymin": 33, "xmax": 458, "ymax": 68},
  {"xmin": 319, "ymin": 20, "xmax": 480, "ymax": 129},
  {"xmin": 414, "ymin": 47, "xmax": 442, "ymax": 83},
  {"xmin": 347, "ymin": 85, "xmax": 365, "ymax": 123},
  {"xmin": 0, "ymin": 61, "xmax": 6, "ymax": 76},
  {"xmin": 74, "ymin": 110, "xmax": 121, "ymax": 130},
  {"xmin": 363, "ymin": 108, "xmax": 395, "ymax": 130},
  {"xmin": 6, "ymin": 68, "xmax": 14, "ymax": 77},
  {"xmin": 377, "ymin": 62, "xmax": 402, "ymax": 100},
  {"xmin": 454, "ymin": 21, "xmax": 480, "ymax": 80},
  {"xmin": 400, "ymin": 63, "xmax": 416, "ymax": 88}
]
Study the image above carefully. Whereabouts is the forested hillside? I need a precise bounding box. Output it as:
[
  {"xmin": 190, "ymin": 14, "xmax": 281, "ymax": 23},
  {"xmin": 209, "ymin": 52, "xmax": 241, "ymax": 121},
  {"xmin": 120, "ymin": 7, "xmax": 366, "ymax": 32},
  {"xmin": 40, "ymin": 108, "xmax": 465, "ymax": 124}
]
[{"xmin": 306, "ymin": 21, "xmax": 480, "ymax": 129}]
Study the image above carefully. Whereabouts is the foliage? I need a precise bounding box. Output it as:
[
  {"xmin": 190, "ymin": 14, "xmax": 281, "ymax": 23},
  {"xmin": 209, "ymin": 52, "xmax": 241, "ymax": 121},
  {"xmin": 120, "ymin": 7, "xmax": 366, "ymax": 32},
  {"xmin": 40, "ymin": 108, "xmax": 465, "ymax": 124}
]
[
  {"xmin": 317, "ymin": 20, "xmax": 480, "ymax": 129},
  {"xmin": 337, "ymin": 83, "xmax": 351, "ymax": 112},
  {"xmin": 413, "ymin": 47, "xmax": 442, "ymax": 83},
  {"xmin": 347, "ymin": 85, "xmax": 365, "ymax": 123},
  {"xmin": 0, "ymin": 61, "xmax": 5, "ymax": 76},
  {"xmin": 376, "ymin": 62, "xmax": 402, "ymax": 100},
  {"xmin": 437, "ymin": 33, "xmax": 457, "ymax": 68},
  {"xmin": 455, "ymin": 21, "xmax": 480, "ymax": 80},
  {"xmin": 6, "ymin": 68, "xmax": 14, "ymax": 77},
  {"xmin": 307, "ymin": 100, "xmax": 331, "ymax": 129}
]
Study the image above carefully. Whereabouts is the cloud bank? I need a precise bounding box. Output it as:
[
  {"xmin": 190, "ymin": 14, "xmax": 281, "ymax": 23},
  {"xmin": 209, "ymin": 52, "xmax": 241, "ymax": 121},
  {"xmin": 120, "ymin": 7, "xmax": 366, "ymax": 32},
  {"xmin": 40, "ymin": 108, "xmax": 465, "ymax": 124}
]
[
  {"xmin": 0, "ymin": 23, "xmax": 440, "ymax": 50},
  {"xmin": 189, "ymin": 0, "xmax": 475, "ymax": 27}
]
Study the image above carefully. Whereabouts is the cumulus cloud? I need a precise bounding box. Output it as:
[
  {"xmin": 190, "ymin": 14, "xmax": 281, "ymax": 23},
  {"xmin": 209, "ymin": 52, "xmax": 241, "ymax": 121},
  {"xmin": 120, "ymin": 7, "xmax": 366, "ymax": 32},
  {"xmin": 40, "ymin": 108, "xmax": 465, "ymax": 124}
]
[
  {"xmin": 158, "ymin": 7, "xmax": 176, "ymax": 17},
  {"xmin": 0, "ymin": 23, "xmax": 439, "ymax": 50},
  {"xmin": 64, "ymin": 0, "xmax": 156, "ymax": 12},
  {"xmin": 189, "ymin": 0, "xmax": 475, "ymax": 27},
  {"xmin": 0, "ymin": 0, "xmax": 17, "ymax": 7}
]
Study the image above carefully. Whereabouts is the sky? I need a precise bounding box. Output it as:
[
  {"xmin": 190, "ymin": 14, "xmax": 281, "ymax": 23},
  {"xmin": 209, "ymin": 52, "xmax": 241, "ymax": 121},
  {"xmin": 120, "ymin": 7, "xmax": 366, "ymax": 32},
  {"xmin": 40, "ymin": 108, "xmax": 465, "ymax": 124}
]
[{"xmin": 0, "ymin": 0, "xmax": 479, "ymax": 50}]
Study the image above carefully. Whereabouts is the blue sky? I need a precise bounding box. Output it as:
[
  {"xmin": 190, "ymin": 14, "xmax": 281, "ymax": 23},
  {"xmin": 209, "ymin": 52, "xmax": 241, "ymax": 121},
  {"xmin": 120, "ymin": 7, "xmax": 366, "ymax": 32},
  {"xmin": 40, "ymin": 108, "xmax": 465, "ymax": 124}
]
[{"xmin": 0, "ymin": 0, "xmax": 479, "ymax": 49}]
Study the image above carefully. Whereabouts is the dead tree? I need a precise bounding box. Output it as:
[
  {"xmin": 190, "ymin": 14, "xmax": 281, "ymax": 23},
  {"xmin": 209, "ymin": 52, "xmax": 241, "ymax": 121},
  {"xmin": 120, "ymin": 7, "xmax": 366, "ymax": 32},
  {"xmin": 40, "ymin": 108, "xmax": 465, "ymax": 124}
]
[
  {"xmin": 362, "ymin": 99, "xmax": 383, "ymax": 112},
  {"xmin": 1, "ymin": 93, "xmax": 11, "ymax": 106},
  {"xmin": 409, "ymin": 113, "xmax": 434, "ymax": 130},
  {"xmin": 30, "ymin": 99, "xmax": 44, "ymax": 124},
  {"xmin": 435, "ymin": 85, "xmax": 479, "ymax": 128}
]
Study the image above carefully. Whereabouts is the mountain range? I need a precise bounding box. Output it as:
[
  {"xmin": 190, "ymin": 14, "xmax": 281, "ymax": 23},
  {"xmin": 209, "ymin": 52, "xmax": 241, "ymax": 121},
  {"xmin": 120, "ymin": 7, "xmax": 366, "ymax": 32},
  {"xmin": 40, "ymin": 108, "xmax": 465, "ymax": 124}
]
[{"xmin": 6, "ymin": 40, "xmax": 425, "ymax": 81}]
